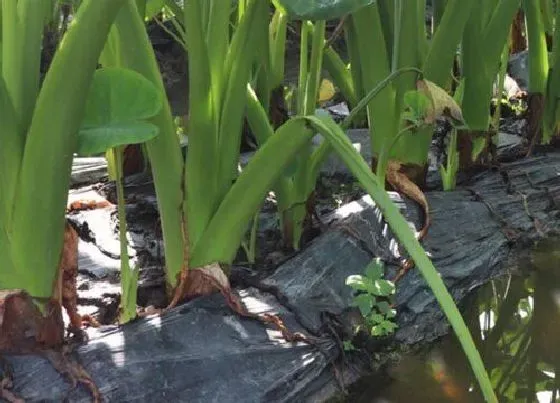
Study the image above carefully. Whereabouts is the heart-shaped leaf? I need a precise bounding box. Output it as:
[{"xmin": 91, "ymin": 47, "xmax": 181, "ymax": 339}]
[
  {"xmin": 403, "ymin": 90, "xmax": 432, "ymax": 124},
  {"xmin": 77, "ymin": 67, "xmax": 163, "ymax": 156},
  {"xmin": 82, "ymin": 67, "xmax": 163, "ymax": 127},
  {"xmin": 273, "ymin": 0, "xmax": 375, "ymax": 21},
  {"xmin": 78, "ymin": 122, "xmax": 159, "ymax": 155}
]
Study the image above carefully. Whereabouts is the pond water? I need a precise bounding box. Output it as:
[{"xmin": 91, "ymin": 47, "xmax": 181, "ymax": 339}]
[{"xmin": 348, "ymin": 238, "xmax": 560, "ymax": 402}]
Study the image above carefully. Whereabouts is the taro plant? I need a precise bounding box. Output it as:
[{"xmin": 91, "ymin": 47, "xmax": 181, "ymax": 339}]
[
  {"xmin": 0, "ymin": 0, "xmax": 127, "ymax": 333},
  {"xmin": 76, "ymin": 67, "xmax": 164, "ymax": 324},
  {"xmin": 457, "ymin": 0, "xmax": 520, "ymax": 167},
  {"xmin": 0, "ymin": 0, "xmax": 163, "ymax": 344},
  {"xmin": 100, "ymin": 0, "xmax": 381, "ymax": 297},
  {"xmin": 247, "ymin": 11, "xmax": 329, "ymax": 250},
  {"xmin": 321, "ymin": 0, "xmax": 474, "ymax": 191},
  {"xmin": 0, "ymin": 0, "xmax": 168, "ymax": 397}
]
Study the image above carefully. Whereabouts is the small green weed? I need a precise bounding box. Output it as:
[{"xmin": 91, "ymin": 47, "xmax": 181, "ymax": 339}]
[{"xmin": 345, "ymin": 258, "xmax": 398, "ymax": 342}]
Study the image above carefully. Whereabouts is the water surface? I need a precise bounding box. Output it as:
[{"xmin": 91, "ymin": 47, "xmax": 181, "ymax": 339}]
[{"xmin": 349, "ymin": 238, "xmax": 560, "ymax": 402}]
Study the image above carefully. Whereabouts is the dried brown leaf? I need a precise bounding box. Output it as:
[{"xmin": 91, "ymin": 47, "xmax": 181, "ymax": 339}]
[
  {"xmin": 417, "ymin": 79, "xmax": 464, "ymax": 124},
  {"xmin": 386, "ymin": 160, "xmax": 431, "ymax": 240}
]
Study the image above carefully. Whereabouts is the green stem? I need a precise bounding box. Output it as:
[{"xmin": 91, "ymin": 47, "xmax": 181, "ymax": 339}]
[
  {"xmin": 269, "ymin": 8, "xmax": 287, "ymax": 89},
  {"xmin": 523, "ymin": 0, "xmax": 549, "ymax": 94},
  {"xmin": 375, "ymin": 123, "xmax": 417, "ymax": 182},
  {"xmin": 297, "ymin": 21, "xmax": 310, "ymax": 115},
  {"xmin": 304, "ymin": 20, "xmax": 326, "ymax": 115},
  {"xmin": 108, "ymin": 0, "xmax": 186, "ymax": 289},
  {"xmin": 114, "ymin": 146, "xmax": 138, "ymax": 323}
]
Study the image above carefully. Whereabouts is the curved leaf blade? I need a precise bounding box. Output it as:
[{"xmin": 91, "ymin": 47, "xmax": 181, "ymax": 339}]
[
  {"xmin": 77, "ymin": 122, "xmax": 159, "ymax": 155},
  {"xmin": 273, "ymin": 0, "xmax": 374, "ymax": 20}
]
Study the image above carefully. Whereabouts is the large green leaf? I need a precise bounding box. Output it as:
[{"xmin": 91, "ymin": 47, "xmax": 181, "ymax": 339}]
[
  {"xmin": 82, "ymin": 67, "xmax": 162, "ymax": 127},
  {"xmin": 77, "ymin": 67, "xmax": 163, "ymax": 155},
  {"xmin": 272, "ymin": 0, "xmax": 374, "ymax": 20},
  {"xmin": 78, "ymin": 122, "xmax": 158, "ymax": 155}
]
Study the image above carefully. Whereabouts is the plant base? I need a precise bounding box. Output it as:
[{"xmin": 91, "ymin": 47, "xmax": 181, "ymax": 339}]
[
  {"xmin": 525, "ymin": 92, "xmax": 545, "ymax": 156},
  {"xmin": 457, "ymin": 129, "xmax": 496, "ymax": 171},
  {"xmin": 0, "ymin": 221, "xmax": 100, "ymax": 402}
]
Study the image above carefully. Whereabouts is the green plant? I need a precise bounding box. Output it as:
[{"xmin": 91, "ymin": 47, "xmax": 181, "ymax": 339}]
[
  {"xmin": 346, "ymin": 258, "xmax": 397, "ymax": 337},
  {"xmin": 0, "ymin": 0, "xmax": 126, "ymax": 299},
  {"xmin": 522, "ymin": 0, "xmax": 548, "ymax": 152},
  {"xmin": 0, "ymin": 2, "xmax": 163, "ymax": 399},
  {"xmin": 98, "ymin": 2, "xmax": 497, "ymax": 400},
  {"xmin": 306, "ymin": 112, "xmax": 497, "ymax": 402},
  {"xmin": 322, "ymin": 0, "xmax": 473, "ymax": 188},
  {"xmin": 76, "ymin": 67, "xmax": 165, "ymax": 323},
  {"xmin": 458, "ymin": 0, "xmax": 520, "ymax": 166},
  {"xmin": 439, "ymin": 127, "xmax": 459, "ymax": 191},
  {"xmin": 542, "ymin": 0, "xmax": 560, "ymax": 143},
  {"xmin": 0, "ymin": 0, "xmax": 166, "ymax": 345}
]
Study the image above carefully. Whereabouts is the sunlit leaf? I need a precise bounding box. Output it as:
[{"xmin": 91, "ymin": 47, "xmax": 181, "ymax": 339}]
[
  {"xmin": 372, "ymin": 279, "xmax": 395, "ymax": 296},
  {"xmin": 82, "ymin": 67, "xmax": 163, "ymax": 128},
  {"xmin": 272, "ymin": 0, "xmax": 374, "ymax": 21},
  {"xmin": 78, "ymin": 122, "xmax": 159, "ymax": 155},
  {"xmin": 145, "ymin": 0, "xmax": 164, "ymax": 20},
  {"xmin": 77, "ymin": 67, "xmax": 163, "ymax": 155},
  {"xmin": 346, "ymin": 274, "xmax": 375, "ymax": 294},
  {"xmin": 404, "ymin": 90, "xmax": 431, "ymax": 123}
]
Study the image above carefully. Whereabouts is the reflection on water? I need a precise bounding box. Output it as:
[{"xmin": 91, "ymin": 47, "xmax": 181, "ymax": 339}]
[{"xmin": 349, "ymin": 238, "xmax": 560, "ymax": 402}]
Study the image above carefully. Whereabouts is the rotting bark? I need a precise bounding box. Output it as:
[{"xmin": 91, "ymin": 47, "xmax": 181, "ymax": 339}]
[{"xmin": 8, "ymin": 152, "xmax": 560, "ymax": 402}]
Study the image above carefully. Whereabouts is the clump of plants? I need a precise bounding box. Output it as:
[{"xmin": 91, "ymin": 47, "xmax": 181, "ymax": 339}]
[{"xmin": 10, "ymin": 1, "xmax": 560, "ymax": 402}]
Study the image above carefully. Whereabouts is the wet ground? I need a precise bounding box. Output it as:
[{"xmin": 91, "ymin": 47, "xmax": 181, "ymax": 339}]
[{"xmin": 346, "ymin": 238, "xmax": 560, "ymax": 402}]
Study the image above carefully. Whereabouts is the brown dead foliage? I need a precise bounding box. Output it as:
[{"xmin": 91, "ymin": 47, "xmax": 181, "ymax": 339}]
[
  {"xmin": 57, "ymin": 221, "xmax": 82, "ymax": 331},
  {"xmin": 386, "ymin": 160, "xmax": 430, "ymax": 240}
]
